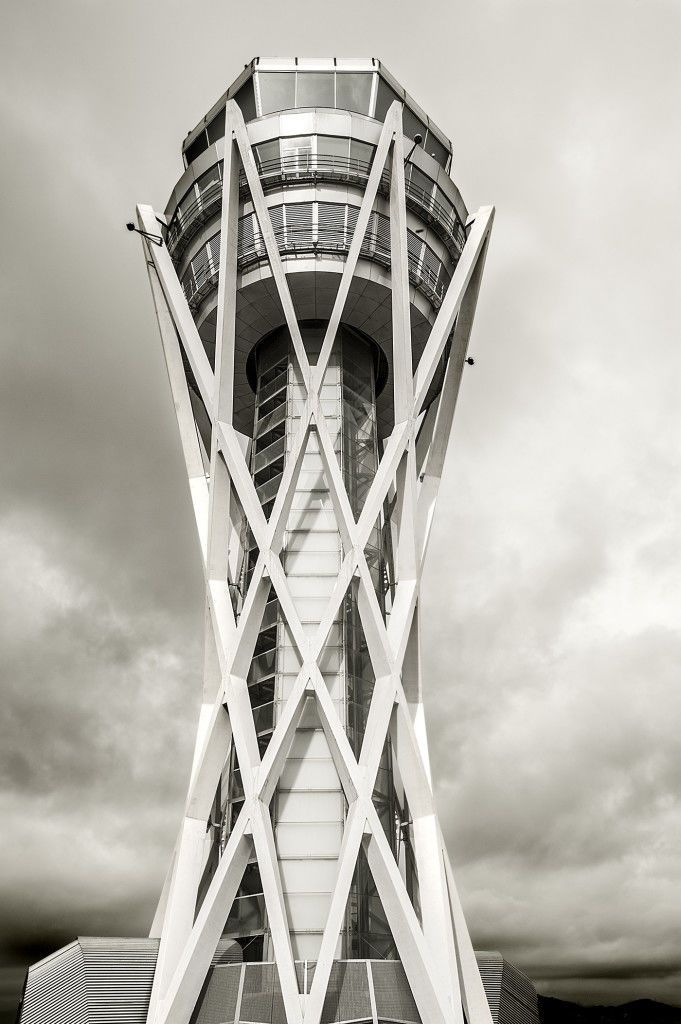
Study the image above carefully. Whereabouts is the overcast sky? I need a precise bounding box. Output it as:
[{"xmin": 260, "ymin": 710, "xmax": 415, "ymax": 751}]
[{"xmin": 1, "ymin": 0, "xmax": 680, "ymax": 1019}]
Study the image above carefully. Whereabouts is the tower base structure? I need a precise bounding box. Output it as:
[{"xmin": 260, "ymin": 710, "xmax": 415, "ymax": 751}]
[{"xmin": 17, "ymin": 939, "xmax": 540, "ymax": 1024}]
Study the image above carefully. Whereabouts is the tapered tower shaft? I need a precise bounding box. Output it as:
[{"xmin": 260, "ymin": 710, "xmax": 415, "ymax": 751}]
[{"xmin": 136, "ymin": 57, "xmax": 495, "ymax": 1024}]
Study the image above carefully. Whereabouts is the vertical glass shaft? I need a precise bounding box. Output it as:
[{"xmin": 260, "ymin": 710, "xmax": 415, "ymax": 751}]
[{"xmin": 212, "ymin": 322, "xmax": 400, "ymax": 960}]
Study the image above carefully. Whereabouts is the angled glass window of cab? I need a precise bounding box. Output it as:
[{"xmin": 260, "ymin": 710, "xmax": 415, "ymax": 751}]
[
  {"xmin": 335, "ymin": 73, "xmax": 373, "ymax": 114},
  {"xmin": 206, "ymin": 108, "xmax": 226, "ymax": 145},
  {"xmin": 402, "ymin": 105, "xmax": 428, "ymax": 149},
  {"xmin": 256, "ymin": 70, "xmax": 374, "ymax": 116},
  {"xmin": 296, "ymin": 72, "xmax": 334, "ymax": 108},
  {"xmin": 424, "ymin": 129, "xmax": 449, "ymax": 167},
  {"xmin": 258, "ymin": 72, "xmax": 296, "ymax": 115}
]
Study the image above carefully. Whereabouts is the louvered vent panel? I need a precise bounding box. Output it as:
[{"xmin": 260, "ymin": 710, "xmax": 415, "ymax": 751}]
[
  {"xmin": 207, "ymin": 233, "xmax": 220, "ymax": 266},
  {"xmin": 374, "ymin": 212, "xmax": 392, "ymax": 263},
  {"xmin": 238, "ymin": 212, "xmax": 257, "ymax": 261},
  {"xmin": 499, "ymin": 959, "xmax": 540, "ymax": 1024},
  {"xmin": 20, "ymin": 947, "xmax": 537, "ymax": 1024},
  {"xmin": 20, "ymin": 942, "xmax": 87, "ymax": 1024},
  {"xmin": 190, "ymin": 241, "xmax": 213, "ymax": 281},
  {"xmin": 475, "ymin": 952, "xmax": 504, "ymax": 1023},
  {"xmin": 282, "ymin": 202, "xmax": 314, "ymax": 250},
  {"xmin": 80, "ymin": 938, "xmax": 159, "ymax": 1023},
  {"xmin": 269, "ymin": 205, "xmax": 285, "ymax": 239},
  {"xmin": 318, "ymin": 203, "xmax": 348, "ymax": 249}
]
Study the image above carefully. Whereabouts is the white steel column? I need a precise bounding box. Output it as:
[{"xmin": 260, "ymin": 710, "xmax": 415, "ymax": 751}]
[{"xmin": 138, "ymin": 97, "xmax": 494, "ymax": 1024}]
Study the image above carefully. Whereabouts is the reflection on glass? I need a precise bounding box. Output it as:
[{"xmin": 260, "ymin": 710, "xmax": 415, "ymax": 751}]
[
  {"xmin": 336, "ymin": 73, "xmax": 373, "ymax": 114},
  {"xmin": 258, "ymin": 72, "xmax": 295, "ymax": 115},
  {"xmin": 349, "ymin": 138, "xmax": 374, "ymax": 169},
  {"xmin": 281, "ymin": 135, "xmax": 313, "ymax": 172},
  {"xmin": 406, "ymin": 163, "xmax": 435, "ymax": 205},
  {"xmin": 403, "ymin": 106, "xmax": 427, "ymax": 148},
  {"xmin": 296, "ymin": 72, "xmax": 334, "ymax": 108},
  {"xmin": 254, "ymin": 138, "xmax": 279, "ymax": 172},
  {"xmin": 206, "ymin": 108, "xmax": 225, "ymax": 145},
  {"xmin": 319, "ymin": 135, "xmax": 349, "ymax": 161},
  {"xmin": 424, "ymin": 130, "xmax": 449, "ymax": 167},
  {"xmin": 235, "ymin": 78, "xmax": 256, "ymax": 122},
  {"xmin": 198, "ymin": 163, "xmax": 222, "ymax": 197},
  {"xmin": 374, "ymin": 77, "xmax": 400, "ymax": 122},
  {"xmin": 185, "ymin": 133, "xmax": 207, "ymax": 166}
]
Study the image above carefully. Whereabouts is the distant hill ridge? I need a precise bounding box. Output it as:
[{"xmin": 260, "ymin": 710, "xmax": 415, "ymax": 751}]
[{"xmin": 539, "ymin": 996, "xmax": 681, "ymax": 1023}]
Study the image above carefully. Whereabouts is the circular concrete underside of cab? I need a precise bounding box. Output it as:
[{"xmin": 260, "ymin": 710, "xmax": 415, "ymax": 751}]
[{"xmin": 194, "ymin": 255, "xmax": 442, "ymax": 438}]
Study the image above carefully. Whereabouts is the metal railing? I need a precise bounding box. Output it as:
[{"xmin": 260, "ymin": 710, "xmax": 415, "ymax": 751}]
[
  {"xmin": 181, "ymin": 216, "xmax": 452, "ymax": 314},
  {"xmin": 166, "ymin": 153, "xmax": 466, "ymax": 263},
  {"xmin": 166, "ymin": 180, "xmax": 223, "ymax": 258}
]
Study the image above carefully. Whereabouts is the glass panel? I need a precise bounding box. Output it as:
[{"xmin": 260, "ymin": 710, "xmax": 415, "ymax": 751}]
[
  {"xmin": 254, "ymin": 423, "xmax": 285, "ymax": 456},
  {"xmin": 280, "ymin": 135, "xmax": 313, "ymax": 157},
  {"xmin": 281, "ymin": 135, "xmax": 314, "ymax": 173},
  {"xmin": 185, "ymin": 131, "xmax": 208, "ymax": 166},
  {"xmin": 258, "ymin": 366, "xmax": 288, "ymax": 403},
  {"xmin": 196, "ymin": 163, "xmax": 222, "ymax": 214},
  {"xmin": 248, "ymin": 678, "xmax": 275, "ymax": 706},
  {"xmin": 255, "ymin": 401, "xmax": 287, "ymax": 437},
  {"xmin": 335, "ymin": 73, "xmax": 373, "ymax": 114},
  {"xmin": 256, "ymin": 474, "xmax": 283, "ymax": 504},
  {"xmin": 403, "ymin": 106, "xmax": 428, "ymax": 147},
  {"xmin": 374, "ymin": 77, "xmax": 401, "ymax": 121},
  {"xmin": 235, "ymin": 78, "xmax": 256, "ymax": 122},
  {"xmin": 253, "ymin": 701, "xmax": 275, "ymax": 734},
  {"xmin": 258, "ymin": 72, "xmax": 295, "ymax": 115},
  {"xmin": 349, "ymin": 139, "xmax": 374, "ymax": 170},
  {"xmin": 406, "ymin": 164, "xmax": 436, "ymax": 212},
  {"xmin": 318, "ymin": 135, "xmax": 349, "ymax": 160},
  {"xmin": 206, "ymin": 108, "xmax": 225, "ymax": 144},
  {"xmin": 177, "ymin": 183, "xmax": 199, "ymax": 224},
  {"xmin": 424, "ymin": 129, "xmax": 449, "ymax": 168},
  {"xmin": 296, "ymin": 72, "xmax": 334, "ymax": 108},
  {"xmin": 249, "ymin": 649, "xmax": 277, "ymax": 680},
  {"xmin": 252, "ymin": 435, "xmax": 286, "ymax": 474},
  {"xmin": 254, "ymin": 139, "xmax": 280, "ymax": 172},
  {"xmin": 197, "ymin": 162, "xmax": 222, "ymax": 192},
  {"xmin": 225, "ymin": 894, "xmax": 265, "ymax": 935}
]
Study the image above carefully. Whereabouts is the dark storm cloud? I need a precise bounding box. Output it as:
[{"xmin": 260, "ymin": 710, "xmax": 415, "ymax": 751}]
[{"xmin": 1, "ymin": 0, "xmax": 680, "ymax": 1017}]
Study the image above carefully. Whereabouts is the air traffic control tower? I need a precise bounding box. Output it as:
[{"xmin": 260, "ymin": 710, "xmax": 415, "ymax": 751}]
[{"xmin": 18, "ymin": 58, "xmax": 541, "ymax": 1024}]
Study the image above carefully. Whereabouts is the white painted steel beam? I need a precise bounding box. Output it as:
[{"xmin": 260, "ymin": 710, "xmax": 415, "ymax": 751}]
[
  {"xmin": 137, "ymin": 98, "xmax": 494, "ymax": 1024},
  {"xmin": 412, "ymin": 206, "xmax": 494, "ymax": 416}
]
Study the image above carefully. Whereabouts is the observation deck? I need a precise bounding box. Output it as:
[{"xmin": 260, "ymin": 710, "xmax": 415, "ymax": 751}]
[
  {"xmin": 162, "ymin": 58, "xmax": 470, "ymax": 438},
  {"xmin": 166, "ymin": 151, "xmax": 467, "ymax": 309}
]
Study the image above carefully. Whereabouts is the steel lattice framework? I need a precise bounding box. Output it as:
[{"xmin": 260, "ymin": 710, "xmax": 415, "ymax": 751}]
[{"xmin": 136, "ymin": 98, "xmax": 494, "ymax": 1024}]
